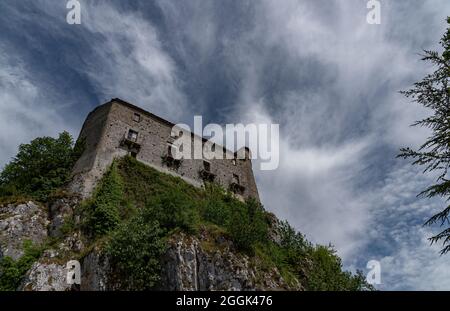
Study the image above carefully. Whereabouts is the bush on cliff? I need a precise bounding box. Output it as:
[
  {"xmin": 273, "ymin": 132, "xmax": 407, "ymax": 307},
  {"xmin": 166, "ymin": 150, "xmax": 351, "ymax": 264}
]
[
  {"xmin": 273, "ymin": 221, "xmax": 373, "ymax": 291},
  {"xmin": 0, "ymin": 240, "xmax": 43, "ymax": 291},
  {"xmin": 116, "ymin": 156, "xmax": 268, "ymax": 253},
  {"xmin": 83, "ymin": 162, "xmax": 124, "ymax": 236},
  {"xmin": 0, "ymin": 132, "xmax": 84, "ymax": 201},
  {"xmin": 201, "ymin": 189, "xmax": 268, "ymax": 254},
  {"xmin": 106, "ymin": 216, "xmax": 166, "ymax": 290}
]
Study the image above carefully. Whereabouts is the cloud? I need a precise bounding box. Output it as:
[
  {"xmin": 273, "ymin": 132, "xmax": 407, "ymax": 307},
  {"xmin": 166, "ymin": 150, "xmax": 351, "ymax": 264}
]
[
  {"xmin": 190, "ymin": 0, "xmax": 449, "ymax": 279},
  {"xmin": 0, "ymin": 0, "xmax": 449, "ymax": 290},
  {"xmin": 116, "ymin": 0, "xmax": 450, "ymax": 288},
  {"xmin": 379, "ymin": 228, "xmax": 450, "ymax": 291},
  {"xmin": 79, "ymin": 2, "xmax": 188, "ymax": 121},
  {"xmin": 0, "ymin": 1, "xmax": 189, "ymax": 167},
  {"xmin": 354, "ymin": 164, "xmax": 450, "ymax": 290},
  {"xmin": 0, "ymin": 47, "xmax": 71, "ymax": 168}
]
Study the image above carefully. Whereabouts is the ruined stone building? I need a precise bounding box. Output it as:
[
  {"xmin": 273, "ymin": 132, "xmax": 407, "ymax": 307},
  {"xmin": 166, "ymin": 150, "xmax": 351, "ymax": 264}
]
[{"xmin": 70, "ymin": 98, "xmax": 260, "ymax": 202}]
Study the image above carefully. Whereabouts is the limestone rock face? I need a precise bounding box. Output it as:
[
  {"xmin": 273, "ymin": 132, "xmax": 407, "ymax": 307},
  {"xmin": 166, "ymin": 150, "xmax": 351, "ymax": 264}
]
[
  {"xmin": 48, "ymin": 195, "xmax": 80, "ymax": 238},
  {"xmin": 0, "ymin": 200, "xmax": 84, "ymax": 291},
  {"xmin": 159, "ymin": 232, "xmax": 301, "ymax": 291},
  {"xmin": 19, "ymin": 238, "xmax": 83, "ymax": 291},
  {"xmin": 80, "ymin": 247, "xmax": 117, "ymax": 291},
  {"xmin": 20, "ymin": 254, "xmax": 70, "ymax": 291},
  {"xmin": 0, "ymin": 201, "xmax": 49, "ymax": 260}
]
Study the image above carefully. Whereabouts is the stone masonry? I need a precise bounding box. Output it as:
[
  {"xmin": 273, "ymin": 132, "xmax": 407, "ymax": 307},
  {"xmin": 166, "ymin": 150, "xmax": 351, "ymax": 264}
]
[{"xmin": 70, "ymin": 98, "xmax": 260, "ymax": 202}]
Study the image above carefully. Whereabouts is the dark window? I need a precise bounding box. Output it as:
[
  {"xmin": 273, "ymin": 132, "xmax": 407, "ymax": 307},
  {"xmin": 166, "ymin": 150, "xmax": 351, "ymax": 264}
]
[
  {"xmin": 211, "ymin": 144, "xmax": 216, "ymax": 152},
  {"xmin": 171, "ymin": 130, "xmax": 181, "ymax": 138},
  {"xmin": 133, "ymin": 113, "xmax": 141, "ymax": 122},
  {"xmin": 165, "ymin": 144, "xmax": 182, "ymax": 170},
  {"xmin": 127, "ymin": 129, "xmax": 138, "ymax": 142},
  {"xmin": 203, "ymin": 161, "xmax": 211, "ymax": 172},
  {"xmin": 232, "ymin": 174, "xmax": 240, "ymax": 185},
  {"xmin": 168, "ymin": 144, "xmax": 174, "ymax": 158}
]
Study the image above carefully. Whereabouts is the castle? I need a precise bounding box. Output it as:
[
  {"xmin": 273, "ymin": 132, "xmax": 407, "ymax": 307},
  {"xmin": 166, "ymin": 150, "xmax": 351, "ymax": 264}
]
[{"xmin": 70, "ymin": 98, "xmax": 260, "ymax": 202}]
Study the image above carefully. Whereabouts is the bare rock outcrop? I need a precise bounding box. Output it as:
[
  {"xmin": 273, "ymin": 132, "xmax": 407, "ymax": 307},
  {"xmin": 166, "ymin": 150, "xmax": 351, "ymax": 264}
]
[
  {"xmin": 0, "ymin": 201, "xmax": 48, "ymax": 260},
  {"xmin": 20, "ymin": 253, "xmax": 70, "ymax": 291},
  {"xmin": 159, "ymin": 231, "xmax": 301, "ymax": 291}
]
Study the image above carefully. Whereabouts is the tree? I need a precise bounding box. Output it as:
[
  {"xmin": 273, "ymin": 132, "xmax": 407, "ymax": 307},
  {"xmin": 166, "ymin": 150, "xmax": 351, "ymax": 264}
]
[
  {"xmin": 227, "ymin": 198, "xmax": 268, "ymax": 253},
  {"xmin": 307, "ymin": 245, "xmax": 372, "ymax": 291},
  {"xmin": 0, "ymin": 131, "xmax": 83, "ymax": 201},
  {"xmin": 106, "ymin": 217, "xmax": 166, "ymax": 290},
  {"xmin": 398, "ymin": 17, "xmax": 450, "ymax": 254}
]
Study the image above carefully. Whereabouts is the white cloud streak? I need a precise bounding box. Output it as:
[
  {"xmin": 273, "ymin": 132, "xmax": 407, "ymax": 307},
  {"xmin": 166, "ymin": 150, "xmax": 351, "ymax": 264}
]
[
  {"xmin": 203, "ymin": 0, "xmax": 450, "ymax": 283},
  {"xmin": 1, "ymin": 0, "xmax": 449, "ymax": 290},
  {"xmin": 0, "ymin": 49, "xmax": 70, "ymax": 168},
  {"xmin": 80, "ymin": 2, "xmax": 188, "ymax": 120}
]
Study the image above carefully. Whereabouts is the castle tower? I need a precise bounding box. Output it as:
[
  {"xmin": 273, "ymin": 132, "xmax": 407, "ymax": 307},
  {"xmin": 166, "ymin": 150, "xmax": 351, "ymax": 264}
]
[{"xmin": 70, "ymin": 98, "xmax": 260, "ymax": 202}]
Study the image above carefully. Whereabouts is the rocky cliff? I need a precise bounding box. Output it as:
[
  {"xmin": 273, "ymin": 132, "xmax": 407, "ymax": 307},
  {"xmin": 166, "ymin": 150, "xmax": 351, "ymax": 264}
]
[{"xmin": 0, "ymin": 198, "xmax": 300, "ymax": 291}]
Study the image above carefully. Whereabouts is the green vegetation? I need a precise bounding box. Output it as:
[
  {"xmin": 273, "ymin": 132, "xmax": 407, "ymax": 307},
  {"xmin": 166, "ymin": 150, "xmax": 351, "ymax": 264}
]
[
  {"xmin": 111, "ymin": 157, "xmax": 269, "ymax": 254},
  {"xmin": 398, "ymin": 17, "xmax": 450, "ymax": 254},
  {"xmin": 80, "ymin": 156, "xmax": 372, "ymax": 290},
  {"xmin": 254, "ymin": 221, "xmax": 372, "ymax": 290},
  {"xmin": 0, "ymin": 132, "xmax": 84, "ymax": 202},
  {"xmin": 82, "ymin": 162, "xmax": 124, "ymax": 235},
  {"xmin": 79, "ymin": 157, "xmax": 204, "ymax": 288},
  {"xmin": 0, "ymin": 240, "xmax": 44, "ymax": 291},
  {"xmin": 201, "ymin": 185, "xmax": 268, "ymax": 253},
  {"xmin": 106, "ymin": 217, "xmax": 166, "ymax": 290},
  {"xmin": 306, "ymin": 245, "xmax": 368, "ymax": 291}
]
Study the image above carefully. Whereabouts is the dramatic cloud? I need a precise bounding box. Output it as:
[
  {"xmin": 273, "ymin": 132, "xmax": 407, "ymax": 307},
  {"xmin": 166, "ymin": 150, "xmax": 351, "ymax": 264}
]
[
  {"xmin": 0, "ymin": 46, "xmax": 71, "ymax": 167},
  {"xmin": 0, "ymin": 0, "xmax": 189, "ymax": 169},
  {"xmin": 0, "ymin": 0, "xmax": 449, "ymax": 289},
  {"xmin": 153, "ymin": 0, "xmax": 450, "ymax": 289},
  {"xmin": 355, "ymin": 164, "xmax": 450, "ymax": 290},
  {"xmin": 80, "ymin": 2, "xmax": 189, "ymax": 120}
]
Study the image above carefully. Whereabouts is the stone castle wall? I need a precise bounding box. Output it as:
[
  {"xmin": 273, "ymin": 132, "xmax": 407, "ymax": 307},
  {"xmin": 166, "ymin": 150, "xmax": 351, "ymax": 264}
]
[{"xmin": 70, "ymin": 99, "xmax": 260, "ymax": 202}]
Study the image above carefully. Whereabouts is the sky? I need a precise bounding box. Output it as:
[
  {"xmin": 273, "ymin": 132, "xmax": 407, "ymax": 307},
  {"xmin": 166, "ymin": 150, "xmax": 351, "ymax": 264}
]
[{"xmin": 0, "ymin": 0, "xmax": 449, "ymax": 290}]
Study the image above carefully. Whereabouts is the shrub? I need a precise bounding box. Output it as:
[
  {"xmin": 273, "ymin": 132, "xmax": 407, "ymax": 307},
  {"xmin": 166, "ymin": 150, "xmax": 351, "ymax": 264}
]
[
  {"xmin": 278, "ymin": 221, "xmax": 309, "ymax": 268},
  {"xmin": 306, "ymin": 245, "xmax": 372, "ymax": 291},
  {"xmin": 84, "ymin": 162, "xmax": 124, "ymax": 236},
  {"xmin": 199, "ymin": 184, "xmax": 269, "ymax": 253},
  {"xmin": 226, "ymin": 199, "xmax": 269, "ymax": 253},
  {"xmin": 143, "ymin": 187, "xmax": 201, "ymax": 234},
  {"xmin": 0, "ymin": 240, "xmax": 43, "ymax": 291},
  {"xmin": 106, "ymin": 216, "xmax": 166, "ymax": 290},
  {"xmin": 117, "ymin": 156, "xmax": 202, "ymax": 209},
  {"xmin": 201, "ymin": 184, "xmax": 231, "ymax": 227},
  {"xmin": 255, "ymin": 221, "xmax": 373, "ymax": 291}
]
